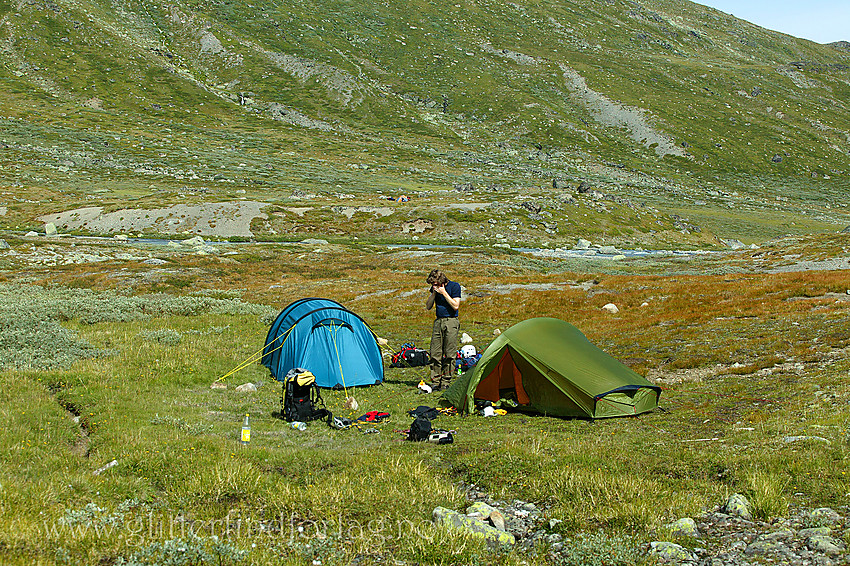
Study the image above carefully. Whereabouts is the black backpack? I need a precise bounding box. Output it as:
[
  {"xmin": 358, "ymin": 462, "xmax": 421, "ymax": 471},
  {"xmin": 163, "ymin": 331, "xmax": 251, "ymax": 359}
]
[
  {"xmin": 407, "ymin": 416, "xmax": 432, "ymax": 441},
  {"xmin": 391, "ymin": 343, "xmax": 430, "ymax": 368},
  {"xmin": 281, "ymin": 369, "xmax": 329, "ymax": 423}
]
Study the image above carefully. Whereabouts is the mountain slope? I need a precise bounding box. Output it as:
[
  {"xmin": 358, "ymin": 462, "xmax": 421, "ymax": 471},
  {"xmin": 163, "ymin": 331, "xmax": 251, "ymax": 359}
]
[{"xmin": 0, "ymin": 0, "xmax": 848, "ymax": 245}]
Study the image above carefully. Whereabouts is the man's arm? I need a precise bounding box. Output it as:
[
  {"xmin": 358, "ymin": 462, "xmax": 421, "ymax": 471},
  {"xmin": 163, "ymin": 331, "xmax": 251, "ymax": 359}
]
[
  {"xmin": 426, "ymin": 288, "xmax": 436, "ymax": 310},
  {"xmin": 437, "ymin": 285, "xmax": 460, "ymax": 311}
]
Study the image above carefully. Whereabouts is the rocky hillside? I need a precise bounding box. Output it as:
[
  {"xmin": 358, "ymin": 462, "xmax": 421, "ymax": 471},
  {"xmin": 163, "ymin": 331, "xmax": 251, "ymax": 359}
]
[{"xmin": 1, "ymin": 0, "xmax": 848, "ymax": 246}]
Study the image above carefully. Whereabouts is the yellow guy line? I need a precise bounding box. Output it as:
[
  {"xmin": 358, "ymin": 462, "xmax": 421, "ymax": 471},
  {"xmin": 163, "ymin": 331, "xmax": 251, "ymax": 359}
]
[
  {"xmin": 216, "ymin": 324, "xmax": 296, "ymax": 382},
  {"xmin": 326, "ymin": 322, "xmax": 348, "ymax": 398}
]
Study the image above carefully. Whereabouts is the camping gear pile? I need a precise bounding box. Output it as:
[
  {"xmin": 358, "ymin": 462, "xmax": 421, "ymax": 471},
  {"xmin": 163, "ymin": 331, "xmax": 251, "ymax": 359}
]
[
  {"xmin": 455, "ymin": 344, "xmax": 481, "ymax": 373},
  {"xmin": 406, "ymin": 405, "xmax": 454, "ymax": 444},
  {"xmin": 390, "ymin": 342, "xmax": 430, "ymax": 368}
]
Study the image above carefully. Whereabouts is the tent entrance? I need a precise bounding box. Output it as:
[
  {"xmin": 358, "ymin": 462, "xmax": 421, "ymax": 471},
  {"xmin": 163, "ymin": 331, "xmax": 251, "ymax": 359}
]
[{"xmin": 474, "ymin": 347, "xmax": 531, "ymax": 405}]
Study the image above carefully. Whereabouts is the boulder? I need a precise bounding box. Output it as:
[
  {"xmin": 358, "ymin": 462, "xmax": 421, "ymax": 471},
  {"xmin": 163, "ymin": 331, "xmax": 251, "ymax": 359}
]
[
  {"xmin": 183, "ymin": 236, "xmax": 205, "ymax": 246},
  {"xmin": 745, "ymin": 540, "xmax": 783, "ymax": 556},
  {"xmin": 601, "ymin": 303, "xmax": 619, "ymax": 314},
  {"xmin": 575, "ymin": 238, "xmax": 592, "ymax": 249},
  {"xmin": 466, "ymin": 501, "xmax": 507, "ymax": 531},
  {"xmin": 771, "ymin": 154, "xmax": 783, "ymax": 163},
  {"xmin": 234, "ymin": 383, "xmax": 257, "ymax": 393},
  {"xmin": 300, "ymin": 238, "xmax": 329, "ymax": 245},
  {"xmin": 649, "ymin": 541, "xmax": 697, "ymax": 563},
  {"xmin": 760, "ymin": 528, "xmax": 794, "ymax": 542},
  {"xmin": 44, "ymin": 222, "xmax": 58, "ymax": 237},
  {"xmin": 719, "ymin": 238, "xmax": 746, "ymax": 250},
  {"xmin": 0, "ymin": 240, "xmax": 9, "ymax": 250},
  {"xmin": 577, "ymin": 181, "xmax": 592, "ymax": 193},
  {"xmin": 668, "ymin": 517, "xmax": 699, "ymax": 537},
  {"xmin": 460, "ymin": 333, "xmax": 473, "ymax": 344},
  {"xmin": 807, "ymin": 535, "xmax": 844, "ymax": 556},
  {"xmin": 722, "ymin": 493, "xmax": 752, "ymax": 520},
  {"xmin": 432, "ymin": 507, "xmax": 515, "ymax": 545},
  {"xmin": 810, "ymin": 507, "xmax": 841, "ymax": 524},
  {"xmin": 798, "ymin": 526, "xmax": 832, "ymax": 538}
]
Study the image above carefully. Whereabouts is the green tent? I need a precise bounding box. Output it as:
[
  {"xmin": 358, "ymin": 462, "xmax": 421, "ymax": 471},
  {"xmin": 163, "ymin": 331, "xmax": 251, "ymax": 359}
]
[{"xmin": 442, "ymin": 317, "xmax": 661, "ymax": 418}]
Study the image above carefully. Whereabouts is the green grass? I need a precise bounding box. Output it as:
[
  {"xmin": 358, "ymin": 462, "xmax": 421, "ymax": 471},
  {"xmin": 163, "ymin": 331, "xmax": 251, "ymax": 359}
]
[{"xmin": 0, "ymin": 240, "xmax": 848, "ymax": 564}]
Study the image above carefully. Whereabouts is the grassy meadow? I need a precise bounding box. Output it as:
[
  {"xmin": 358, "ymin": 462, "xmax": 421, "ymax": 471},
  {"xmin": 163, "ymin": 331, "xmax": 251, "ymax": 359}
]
[{"xmin": 0, "ymin": 236, "xmax": 848, "ymax": 565}]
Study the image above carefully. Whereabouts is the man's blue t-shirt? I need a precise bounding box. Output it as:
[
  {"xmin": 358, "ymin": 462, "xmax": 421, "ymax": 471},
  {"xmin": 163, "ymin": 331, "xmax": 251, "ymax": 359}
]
[{"xmin": 434, "ymin": 280, "xmax": 461, "ymax": 318}]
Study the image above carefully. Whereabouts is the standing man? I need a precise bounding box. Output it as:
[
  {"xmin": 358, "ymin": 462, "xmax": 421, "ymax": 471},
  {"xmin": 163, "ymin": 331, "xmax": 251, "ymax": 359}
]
[{"xmin": 425, "ymin": 269, "xmax": 461, "ymax": 391}]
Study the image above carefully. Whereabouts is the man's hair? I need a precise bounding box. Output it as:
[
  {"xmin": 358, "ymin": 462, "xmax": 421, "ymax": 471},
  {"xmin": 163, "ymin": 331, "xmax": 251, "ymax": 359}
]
[{"xmin": 426, "ymin": 269, "xmax": 448, "ymax": 286}]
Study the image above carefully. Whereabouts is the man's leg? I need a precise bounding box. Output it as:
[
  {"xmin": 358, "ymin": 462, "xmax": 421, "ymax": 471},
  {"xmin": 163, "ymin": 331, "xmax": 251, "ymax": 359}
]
[
  {"xmin": 439, "ymin": 318, "xmax": 460, "ymax": 389},
  {"xmin": 429, "ymin": 318, "xmax": 445, "ymax": 386}
]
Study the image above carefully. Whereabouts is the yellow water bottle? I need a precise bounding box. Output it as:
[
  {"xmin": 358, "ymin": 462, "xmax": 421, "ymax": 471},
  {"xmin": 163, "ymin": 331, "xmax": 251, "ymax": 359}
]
[{"xmin": 241, "ymin": 413, "xmax": 251, "ymax": 445}]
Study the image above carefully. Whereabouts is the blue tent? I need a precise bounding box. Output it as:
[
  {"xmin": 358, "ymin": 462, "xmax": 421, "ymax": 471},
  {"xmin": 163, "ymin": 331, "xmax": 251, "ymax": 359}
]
[{"xmin": 261, "ymin": 298, "xmax": 384, "ymax": 388}]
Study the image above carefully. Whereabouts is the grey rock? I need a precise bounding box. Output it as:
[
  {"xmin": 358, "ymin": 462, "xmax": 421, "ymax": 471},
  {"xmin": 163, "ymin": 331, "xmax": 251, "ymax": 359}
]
[
  {"xmin": 745, "ymin": 540, "xmax": 783, "ymax": 556},
  {"xmin": 143, "ymin": 258, "xmax": 168, "ymax": 265},
  {"xmin": 760, "ymin": 528, "xmax": 795, "ymax": 541},
  {"xmin": 810, "ymin": 508, "xmax": 841, "ymax": 524},
  {"xmin": 722, "ymin": 493, "xmax": 752, "ymax": 521},
  {"xmin": 577, "ymin": 181, "xmax": 592, "ymax": 193},
  {"xmin": 199, "ymin": 31, "xmax": 224, "ymax": 55},
  {"xmin": 183, "ymin": 236, "xmax": 205, "ymax": 246},
  {"xmin": 650, "ymin": 541, "xmax": 697, "ymax": 563},
  {"xmin": 433, "ymin": 507, "xmax": 515, "ymax": 545},
  {"xmin": 195, "ymin": 245, "xmax": 221, "ymax": 255},
  {"xmin": 719, "ymin": 238, "xmax": 746, "ymax": 250},
  {"xmin": 575, "ymin": 238, "xmax": 592, "ymax": 249},
  {"xmin": 799, "ymin": 527, "xmax": 832, "ymax": 538},
  {"xmin": 466, "ymin": 501, "xmax": 506, "ymax": 531},
  {"xmin": 521, "ymin": 201, "xmax": 541, "ymax": 214},
  {"xmin": 0, "ymin": 239, "xmax": 9, "ymax": 249},
  {"xmin": 44, "ymin": 222, "xmax": 58, "ymax": 237},
  {"xmin": 25, "ymin": 231, "xmax": 38, "ymax": 237},
  {"xmin": 300, "ymin": 238, "xmax": 329, "ymax": 245},
  {"xmin": 234, "ymin": 383, "xmax": 257, "ymax": 393},
  {"xmin": 668, "ymin": 517, "xmax": 699, "ymax": 537},
  {"xmin": 772, "ymin": 154, "xmax": 783, "ymax": 163},
  {"xmin": 807, "ymin": 535, "xmax": 844, "ymax": 556}
]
